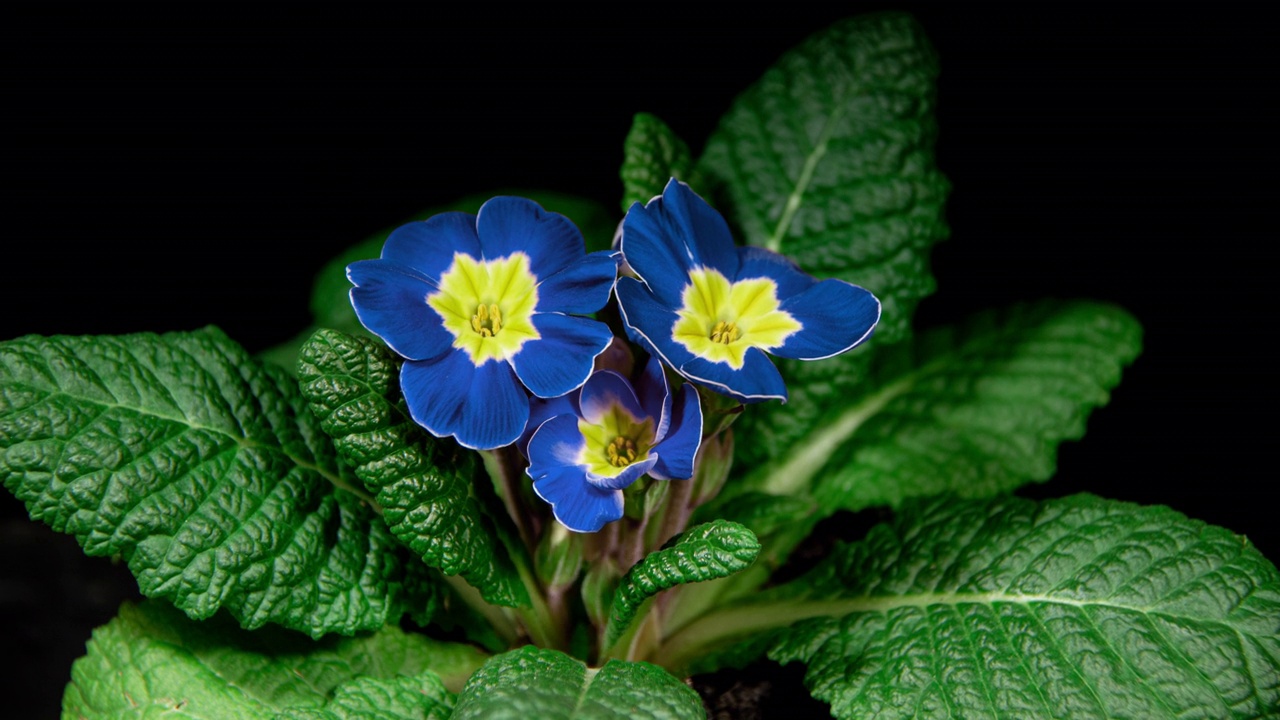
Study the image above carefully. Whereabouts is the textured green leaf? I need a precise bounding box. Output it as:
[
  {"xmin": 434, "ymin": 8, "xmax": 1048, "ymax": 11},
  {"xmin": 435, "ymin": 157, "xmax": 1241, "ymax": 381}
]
[
  {"xmin": 0, "ymin": 328, "xmax": 426, "ymax": 637},
  {"xmin": 767, "ymin": 302, "xmax": 1139, "ymax": 509},
  {"xmin": 671, "ymin": 495, "xmax": 1280, "ymax": 719},
  {"xmin": 62, "ymin": 600, "xmax": 482, "ymax": 719},
  {"xmin": 700, "ymin": 12, "xmax": 950, "ymax": 468},
  {"xmin": 451, "ymin": 646, "xmax": 704, "ymax": 720},
  {"xmin": 274, "ymin": 674, "xmax": 453, "ymax": 720},
  {"xmin": 698, "ymin": 12, "xmax": 949, "ymax": 345},
  {"xmin": 713, "ymin": 302, "xmax": 1141, "ymax": 549},
  {"xmin": 620, "ymin": 113, "xmax": 696, "ymax": 212},
  {"xmin": 296, "ymin": 328, "xmax": 528, "ymax": 608},
  {"xmin": 606, "ymin": 521, "xmax": 760, "ymax": 649}
]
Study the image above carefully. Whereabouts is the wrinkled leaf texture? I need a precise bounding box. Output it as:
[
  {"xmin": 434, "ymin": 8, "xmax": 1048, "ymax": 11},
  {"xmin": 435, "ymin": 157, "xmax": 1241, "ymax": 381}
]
[{"xmin": 0, "ymin": 328, "xmax": 425, "ymax": 638}]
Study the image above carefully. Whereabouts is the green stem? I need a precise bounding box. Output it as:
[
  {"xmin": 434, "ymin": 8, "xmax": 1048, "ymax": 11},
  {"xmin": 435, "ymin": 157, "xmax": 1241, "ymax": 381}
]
[
  {"xmin": 511, "ymin": 547, "xmax": 567, "ymax": 651},
  {"xmin": 481, "ymin": 447, "xmax": 537, "ymax": 549},
  {"xmin": 653, "ymin": 599, "xmax": 840, "ymax": 673},
  {"xmin": 442, "ymin": 574, "xmax": 520, "ymax": 647}
]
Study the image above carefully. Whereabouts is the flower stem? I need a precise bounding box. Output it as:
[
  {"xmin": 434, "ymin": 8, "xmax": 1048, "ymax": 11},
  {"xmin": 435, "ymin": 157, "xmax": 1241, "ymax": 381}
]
[
  {"xmin": 512, "ymin": 550, "xmax": 568, "ymax": 651},
  {"xmin": 442, "ymin": 574, "xmax": 520, "ymax": 647},
  {"xmin": 480, "ymin": 446, "xmax": 537, "ymax": 550}
]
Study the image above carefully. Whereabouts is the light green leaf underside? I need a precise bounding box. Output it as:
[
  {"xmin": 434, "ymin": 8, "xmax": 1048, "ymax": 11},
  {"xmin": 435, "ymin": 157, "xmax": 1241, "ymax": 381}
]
[
  {"xmin": 273, "ymin": 674, "xmax": 453, "ymax": 720},
  {"xmin": 606, "ymin": 520, "xmax": 760, "ymax": 648},
  {"xmin": 699, "ymin": 12, "xmax": 950, "ymax": 474},
  {"xmin": 620, "ymin": 113, "xmax": 696, "ymax": 212},
  {"xmin": 723, "ymin": 302, "xmax": 1141, "ymax": 535},
  {"xmin": 296, "ymin": 328, "xmax": 528, "ymax": 608},
  {"xmin": 451, "ymin": 646, "xmax": 704, "ymax": 720},
  {"xmin": 689, "ymin": 495, "xmax": 1280, "ymax": 719},
  {"xmin": 0, "ymin": 328, "xmax": 421, "ymax": 637},
  {"xmin": 62, "ymin": 601, "xmax": 483, "ymax": 720}
]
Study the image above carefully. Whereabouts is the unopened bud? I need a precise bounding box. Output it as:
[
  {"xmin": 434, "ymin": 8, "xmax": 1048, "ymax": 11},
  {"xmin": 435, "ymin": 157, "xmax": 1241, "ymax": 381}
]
[
  {"xmin": 581, "ymin": 559, "xmax": 621, "ymax": 629},
  {"xmin": 535, "ymin": 521, "xmax": 583, "ymax": 589},
  {"xmin": 691, "ymin": 428, "xmax": 734, "ymax": 508}
]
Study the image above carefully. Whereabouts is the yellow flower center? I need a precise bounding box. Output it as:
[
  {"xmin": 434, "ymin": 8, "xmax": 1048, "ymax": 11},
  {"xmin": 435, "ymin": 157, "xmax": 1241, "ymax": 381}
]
[
  {"xmin": 605, "ymin": 435, "xmax": 639, "ymax": 467},
  {"xmin": 578, "ymin": 401, "xmax": 654, "ymax": 479},
  {"xmin": 428, "ymin": 252, "xmax": 540, "ymax": 365},
  {"xmin": 470, "ymin": 303, "xmax": 503, "ymax": 337},
  {"xmin": 671, "ymin": 267, "xmax": 802, "ymax": 369}
]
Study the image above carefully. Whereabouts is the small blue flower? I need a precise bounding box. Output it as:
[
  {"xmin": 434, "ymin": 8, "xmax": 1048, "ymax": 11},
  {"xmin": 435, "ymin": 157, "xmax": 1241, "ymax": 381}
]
[
  {"xmin": 348, "ymin": 197, "xmax": 618, "ymax": 450},
  {"xmin": 526, "ymin": 357, "xmax": 703, "ymax": 533},
  {"xmin": 616, "ymin": 179, "xmax": 881, "ymax": 403}
]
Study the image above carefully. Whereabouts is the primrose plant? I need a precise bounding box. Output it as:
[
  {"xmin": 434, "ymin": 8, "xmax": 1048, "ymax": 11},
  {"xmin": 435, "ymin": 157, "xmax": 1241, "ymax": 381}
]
[{"xmin": 3, "ymin": 13, "xmax": 1277, "ymax": 720}]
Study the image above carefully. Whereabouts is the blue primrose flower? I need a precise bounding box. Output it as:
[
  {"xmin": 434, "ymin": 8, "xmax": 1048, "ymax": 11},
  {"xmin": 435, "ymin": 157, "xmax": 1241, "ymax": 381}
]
[
  {"xmin": 526, "ymin": 357, "xmax": 702, "ymax": 533},
  {"xmin": 348, "ymin": 197, "xmax": 618, "ymax": 450},
  {"xmin": 616, "ymin": 179, "xmax": 881, "ymax": 403}
]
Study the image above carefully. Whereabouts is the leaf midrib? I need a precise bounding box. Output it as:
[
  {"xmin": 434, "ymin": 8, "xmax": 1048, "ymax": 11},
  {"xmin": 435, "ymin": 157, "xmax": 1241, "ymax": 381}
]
[
  {"xmin": 10, "ymin": 380, "xmax": 369, "ymax": 504},
  {"xmin": 658, "ymin": 589, "xmax": 1260, "ymax": 671},
  {"xmin": 763, "ymin": 89, "xmax": 846, "ymax": 253}
]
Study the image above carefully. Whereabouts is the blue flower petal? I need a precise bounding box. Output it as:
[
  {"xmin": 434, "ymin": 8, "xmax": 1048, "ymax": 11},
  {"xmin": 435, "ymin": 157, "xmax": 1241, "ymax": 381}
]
[
  {"xmin": 578, "ymin": 370, "xmax": 647, "ymax": 427},
  {"xmin": 621, "ymin": 179, "xmax": 740, "ymax": 306},
  {"xmin": 527, "ymin": 415, "xmax": 626, "ymax": 533},
  {"xmin": 586, "ymin": 454, "xmax": 658, "ymax": 491},
  {"xmin": 476, "ymin": 196, "xmax": 584, "ymax": 279},
  {"xmin": 402, "ymin": 352, "xmax": 528, "ymax": 450},
  {"xmin": 348, "ymin": 260, "xmax": 453, "ymax": 361},
  {"xmin": 535, "ymin": 251, "xmax": 619, "ymax": 315},
  {"xmin": 649, "ymin": 383, "xmax": 702, "ymax": 481},
  {"xmin": 680, "ymin": 348, "xmax": 788, "ymax": 403},
  {"xmin": 457, "ymin": 361, "xmax": 529, "ymax": 450},
  {"xmin": 635, "ymin": 355, "xmax": 673, "ymax": 442},
  {"xmin": 511, "ymin": 313, "xmax": 613, "ymax": 398},
  {"xmin": 400, "ymin": 351, "xmax": 474, "ymax": 439},
  {"xmin": 526, "ymin": 414, "xmax": 587, "ymax": 474},
  {"xmin": 380, "ymin": 212, "xmax": 481, "ymax": 282},
  {"xmin": 735, "ymin": 246, "xmax": 816, "ymax": 299},
  {"xmin": 773, "ymin": 279, "xmax": 881, "ymax": 360},
  {"xmin": 615, "ymin": 276, "xmax": 699, "ymax": 371},
  {"xmin": 518, "ymin": 394, "xmax": 579, "ymax": 458},
  {"xmin": 531, "ymin": 464, "xmax": 623, "ymax": 533}
]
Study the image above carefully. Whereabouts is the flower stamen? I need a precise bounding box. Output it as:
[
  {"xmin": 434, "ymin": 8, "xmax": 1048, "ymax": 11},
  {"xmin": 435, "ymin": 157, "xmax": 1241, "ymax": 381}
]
[
  {"xmin": 605, "ymin": 435, "xmax": 639, "ymax": 467},
  {"xmin": 709, "ymin": 320, "xmax": 741, "ymax": 345},
  {"xmin": 470, "ymin": 303, "xmax": 504, "ymax": 337}
]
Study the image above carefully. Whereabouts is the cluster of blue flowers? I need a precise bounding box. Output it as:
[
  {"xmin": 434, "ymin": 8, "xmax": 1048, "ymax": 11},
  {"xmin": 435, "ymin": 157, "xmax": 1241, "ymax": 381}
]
[{"xmin": 349, "ymin": 179, "xmax": 880, "ymax": 532}]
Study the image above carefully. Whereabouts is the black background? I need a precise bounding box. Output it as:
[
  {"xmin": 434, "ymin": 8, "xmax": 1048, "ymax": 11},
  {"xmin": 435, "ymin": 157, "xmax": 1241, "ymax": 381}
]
[{"xmin": 3, "ymin": 5, "xmax": 1275, "ymax": 717}]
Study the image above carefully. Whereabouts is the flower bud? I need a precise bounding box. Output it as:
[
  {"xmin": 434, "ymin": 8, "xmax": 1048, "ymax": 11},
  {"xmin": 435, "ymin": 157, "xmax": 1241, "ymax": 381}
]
[
  {"xmin": 581, "ymin": 559, "xmax": 621, "ymax": 629},
  {"xmin": 535, "ymin": 521, "xmax": 583, "ymax": 589},
  {"xmin": 691, "ymin": 428, "xmax": 734, "ymax": 508}
]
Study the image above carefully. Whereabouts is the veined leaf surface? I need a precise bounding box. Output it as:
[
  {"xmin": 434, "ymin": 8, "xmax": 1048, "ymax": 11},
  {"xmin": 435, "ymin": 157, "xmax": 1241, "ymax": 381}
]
[
  {"xmin": 0, "ymin": 328, "xmax": 421, "ymax": 637},
  {"xmin": 451, "ymin": 646, "xmax": 704, "ymax": 720},
  {"xmin": 63, "ymin": 601, "xmax": 483, "ymax": 719},
  {"xmin": 296, "ymin": 329, "xmax": 527, "ymax": 607},
  {"xmin": 669, "ymin": 495, "xmax": 1280, "ymax": 719}
]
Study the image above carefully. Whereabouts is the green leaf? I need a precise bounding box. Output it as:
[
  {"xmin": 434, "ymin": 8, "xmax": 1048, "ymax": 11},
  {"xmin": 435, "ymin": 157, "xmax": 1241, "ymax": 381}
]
[
  {"xmin": 0, "ymin": 328, "xmax": 426, "ymax": 637},
  {"xmin": 606, "ymin": 521, "xmax": 760, "ymax": 649},
  {"xmin": 698, "ymin": 12, "xmax": 950, "ymax": 473},
  {"xmin": 620, "ymin": 113, "xmax": 696, "ymax": 212},
  {"xmin": 759, "ymin": 302, "xmax": 1140, "ymax": 510},
  {"xmin": 274, "ymin": 675, "xmax": 453, "ymax": 720},
  {"xmin": 296, "ymin": 328, "xmax": 528, "ymax": 608},
  {"xmin": 697, "ymin": 12, "xmax": 949, "ymax": 346},
  {"xmin": 711, "ymin": 301, "xmax": 1141, "ymax": 556},
  {"xmin": 62, "ymin": 601, "xmax": 484, "ymax": 719},
  {"xmin": 451, "ymin": 646, "xmax": 704, "ymax": 720},
  {"xmin": 668, "ymin": 495, "xmax": 1280, "ymax": 719},
  {"xmin": 308, "ymin": 191, "xmax": 617, "ymax": 340}
]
